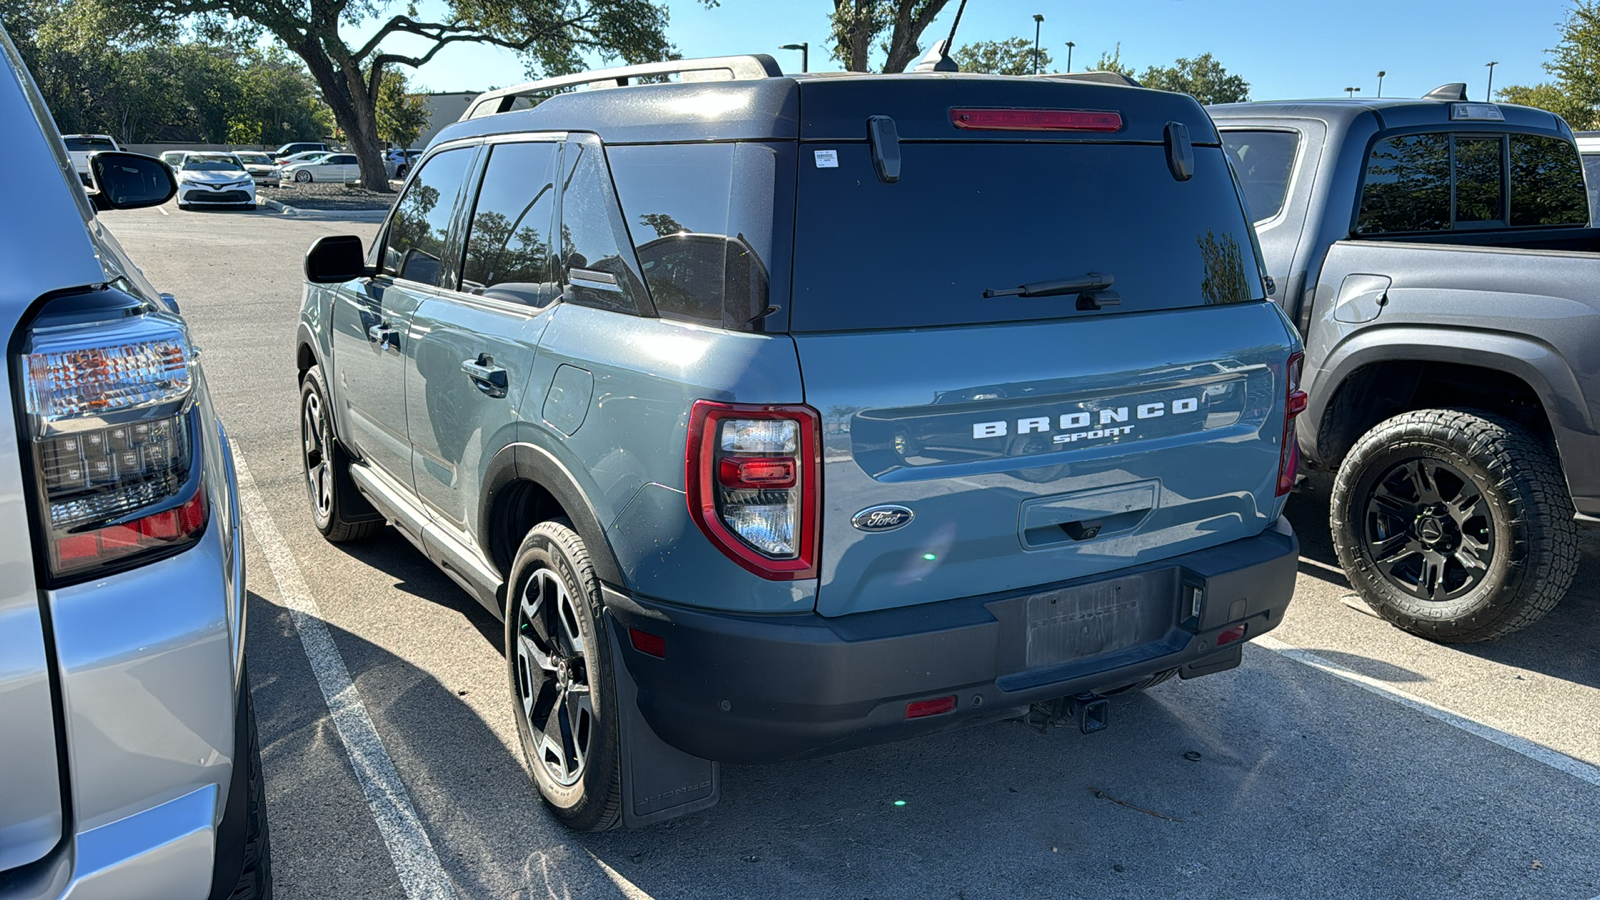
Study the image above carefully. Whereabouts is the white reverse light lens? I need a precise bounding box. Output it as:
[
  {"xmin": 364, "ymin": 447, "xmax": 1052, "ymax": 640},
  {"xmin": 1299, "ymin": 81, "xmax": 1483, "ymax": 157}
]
[
  {"xmin": 24, "ymin": 319, "xmax": 191, "ymax": 423},
  {"xmin": 721, "ymin": 501, "xmax": 797, "ymax": 556},
  {"xmin": 720, "ymin": 419, "xmax": 797, "ymax": 453}
]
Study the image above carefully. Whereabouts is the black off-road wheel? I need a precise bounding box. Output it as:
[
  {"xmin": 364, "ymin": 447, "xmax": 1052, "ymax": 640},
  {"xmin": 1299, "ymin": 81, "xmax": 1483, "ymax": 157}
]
[
  {"xmin": 211, "ymin": 678, "xmax": 272, "ymax": 900},
  {"xmin": 1331, "ymin": 409, "xmax": 1578, "ymax": 643},
  {"xmin": 299, "ymin": 366, "xmax": 379, "ymax": 543},
  {"xmin": 505, "ymin": 520, "xmax": 623, "ymax": 832}
]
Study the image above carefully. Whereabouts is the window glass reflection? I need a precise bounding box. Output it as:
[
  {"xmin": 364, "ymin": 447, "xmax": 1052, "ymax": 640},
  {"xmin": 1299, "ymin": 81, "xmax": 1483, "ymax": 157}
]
[
  {"xmin": 384, "ymin": 147, "xmax": 473, "ymax": 287},
  {"xmin": 460, "ymin": 141, "xmax": 558, "ymax": 307},
  {"xmin": 1357, "ymin": 134, "xmax": 1451, "ymax": 234},
  {"xmin": 1510, "ymin": 134, "xmax": 1589, "ymax": 227},
  {"xmin": 556, "ymin": 138, "xmax": 649, "ymax": 315},
  {"xmin": 1221, "ymin": 130, "xmax": 1299, "ymax": 222},
  {"xmin": 1454, "ymin": 137, "xmax": 1504, "ymax": 224}
]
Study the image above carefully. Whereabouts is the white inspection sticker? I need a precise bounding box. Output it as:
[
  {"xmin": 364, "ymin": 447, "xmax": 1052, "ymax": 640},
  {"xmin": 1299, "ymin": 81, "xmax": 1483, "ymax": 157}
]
[{"xmin": 814, "ymin": 149, "xmax": 839, "ymax": 168}]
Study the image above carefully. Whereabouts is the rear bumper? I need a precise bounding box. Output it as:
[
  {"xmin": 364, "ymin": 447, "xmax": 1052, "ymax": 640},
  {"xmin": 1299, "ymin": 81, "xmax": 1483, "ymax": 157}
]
[{"xmin": 611, "ymin": 516, "xmax": 1298, "ymax": 764}]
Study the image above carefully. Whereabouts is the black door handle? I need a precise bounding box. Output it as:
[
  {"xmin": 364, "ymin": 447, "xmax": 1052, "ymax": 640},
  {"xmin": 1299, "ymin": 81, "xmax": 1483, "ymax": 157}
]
[{"xmin": 461, "ymin": 354, "xmax": 508, "ymax": 398}]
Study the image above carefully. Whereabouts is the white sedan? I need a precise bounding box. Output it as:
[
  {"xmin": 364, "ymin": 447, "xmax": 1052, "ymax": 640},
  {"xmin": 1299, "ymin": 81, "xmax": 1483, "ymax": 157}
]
[
  {"xmin": 282, "ymin": 152, "xmax": 360, "ymax": 183},
  {"xmin": 175, "ymin": 153, "xmax": 257, "ymax": 210}
]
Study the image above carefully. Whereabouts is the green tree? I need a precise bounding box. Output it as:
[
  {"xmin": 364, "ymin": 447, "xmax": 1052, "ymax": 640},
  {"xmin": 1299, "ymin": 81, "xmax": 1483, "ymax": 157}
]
[
  {"xmin": 954, "ymin": 37, "xmax": 1051, "ymax": 76},
  {"xmin": 830, "ymin": 0, "xmax": 953, "ymax": 73},
  {"xmin": 1092, "ymin": 43, "xmax": 1134, "ymax": 78},
  {"xmin": 102, "ymin": 0, "xmax": 701, "ymax": 191},
  {"xmin": 1495, "ymin": 1, "xmax": 1600, "ymax": 128},
  {"xmin": 374, "ymin": 68, "xmax": 429, "ymax": 149},
  {"xmin": 1139, "ymin": 53, "xmax": 1250, "ymax": 104}
]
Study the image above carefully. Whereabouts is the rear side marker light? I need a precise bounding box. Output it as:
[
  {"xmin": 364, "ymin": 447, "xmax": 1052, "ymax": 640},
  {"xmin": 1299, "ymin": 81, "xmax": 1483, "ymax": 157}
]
[
  {"xmin": 906, "ymin": 696, "xmax": 958, "ymax": 719},
  {"xmin": 1216, "ymin": 624, "xmax": 1249, "ymax": 646},
  {"xmin": 951, "ymin": 108, "xmax": 1124, "ymax": 133},
  {"xmin": 1277, "ymin": 351, "xmax": 1308, "ymax": 497},
  {"xmin": 629, "ymin": 628, "xmax": 666, "ymax": 659}
]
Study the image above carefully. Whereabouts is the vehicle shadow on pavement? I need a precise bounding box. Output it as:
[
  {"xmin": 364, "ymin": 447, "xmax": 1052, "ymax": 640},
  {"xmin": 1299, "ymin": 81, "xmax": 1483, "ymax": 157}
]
[{"xmin": 253, "ymin": 563, "xmax": 1600, "ymax": 900}]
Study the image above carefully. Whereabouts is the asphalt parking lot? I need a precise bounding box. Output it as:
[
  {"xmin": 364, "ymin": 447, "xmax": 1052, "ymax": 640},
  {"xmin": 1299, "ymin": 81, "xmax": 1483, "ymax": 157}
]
[{"xmin": 106, "ymin": 202, "xmax": 1600, "ymax": 900}]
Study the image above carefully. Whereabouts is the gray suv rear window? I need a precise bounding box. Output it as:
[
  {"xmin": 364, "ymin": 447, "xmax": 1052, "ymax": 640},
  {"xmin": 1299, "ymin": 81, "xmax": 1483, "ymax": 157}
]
[{"xmin": 789, "ymin": 142, "xmax": 1264, "ymax": 332}]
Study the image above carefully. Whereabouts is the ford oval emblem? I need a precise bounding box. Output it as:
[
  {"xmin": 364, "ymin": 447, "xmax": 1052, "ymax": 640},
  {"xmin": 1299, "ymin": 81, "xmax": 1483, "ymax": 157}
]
[{"xmin": 852, "ymin": 505, "xmax": 914, "ymax": 532}]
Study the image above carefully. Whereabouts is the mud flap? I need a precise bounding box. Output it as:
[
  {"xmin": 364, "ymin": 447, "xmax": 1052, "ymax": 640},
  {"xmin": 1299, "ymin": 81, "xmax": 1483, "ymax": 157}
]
[{"xmin": 606, "ymin": 622, "xmax": 720, "ymax": 828}]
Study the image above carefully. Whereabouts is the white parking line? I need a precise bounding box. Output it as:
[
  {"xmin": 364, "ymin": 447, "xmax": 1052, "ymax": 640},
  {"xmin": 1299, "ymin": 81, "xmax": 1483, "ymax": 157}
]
[
  {"xmin": 156, "ymin": 206, "xmax": 168, "ymax": 216},
  {"xmin": 230, "ymin": 441, "xmax": 459, "ymax": 900},
  {"xmin": 1256, "ymin": 634, "xmax": 1600, "ymax": 789}
]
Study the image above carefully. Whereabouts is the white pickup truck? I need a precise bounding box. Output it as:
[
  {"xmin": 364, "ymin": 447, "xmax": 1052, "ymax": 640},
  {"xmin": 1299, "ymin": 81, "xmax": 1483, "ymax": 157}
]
[{"xmin": 61, "ymin": 133, "xmax": 119, "ymax": 185}]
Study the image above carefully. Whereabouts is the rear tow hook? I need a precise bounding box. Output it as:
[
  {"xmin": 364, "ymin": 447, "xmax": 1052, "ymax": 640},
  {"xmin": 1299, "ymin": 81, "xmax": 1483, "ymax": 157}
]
[{"xmin": 1027, "ymin": 693, "xmax": 1110, "ymax": 735}]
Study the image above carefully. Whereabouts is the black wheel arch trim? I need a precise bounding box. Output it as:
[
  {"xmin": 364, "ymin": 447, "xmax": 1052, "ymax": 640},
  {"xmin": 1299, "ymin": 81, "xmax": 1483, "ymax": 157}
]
[{"xmin": 482, "ymin": 441, "xmax": 627, "ymax": 590}]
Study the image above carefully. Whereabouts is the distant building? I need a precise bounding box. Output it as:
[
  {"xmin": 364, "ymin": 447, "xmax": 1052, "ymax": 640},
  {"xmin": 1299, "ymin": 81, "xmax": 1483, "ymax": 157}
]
[{"xmin": 413, "ymin": 92, "xmax": 478, "ymax": 148}]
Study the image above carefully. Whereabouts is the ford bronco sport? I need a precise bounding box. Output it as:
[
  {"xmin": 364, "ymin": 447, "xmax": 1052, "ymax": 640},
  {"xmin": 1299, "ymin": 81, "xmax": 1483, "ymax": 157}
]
[{"xmin": 296, "ymin": 54, "xmax": 1303, "ymax": 831}]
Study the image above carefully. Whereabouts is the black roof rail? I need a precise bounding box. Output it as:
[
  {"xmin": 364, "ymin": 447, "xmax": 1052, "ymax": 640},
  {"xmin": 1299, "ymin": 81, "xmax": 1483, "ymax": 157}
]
[
  {"xmin": 460, "ymin": 54, "xmax": 784, "ymax": 121},
  {"xmin": 1036, "ymin": 71, "xmax": 1143, "ymax": 88},
  {"xmin": 1423, "ymin": 83, "xmax": 1469, "ymax": 102}
]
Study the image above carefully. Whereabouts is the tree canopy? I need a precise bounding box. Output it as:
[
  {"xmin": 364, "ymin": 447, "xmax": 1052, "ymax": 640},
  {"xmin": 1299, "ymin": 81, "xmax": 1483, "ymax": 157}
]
[
  {"xmin": 1138, "ymin": 53, "xmax": 1250, "ymax": 104},
  {"xmin": 830, "ymin": 0, "xmax": 953, "ymax": 73},
  {"xmin": 954, "ymin": 37, "xmax": 1051, "ymax": 76},
  {"xmin": 1496, "ymin": 0, "xmax": 1600, "ymax": 129}
]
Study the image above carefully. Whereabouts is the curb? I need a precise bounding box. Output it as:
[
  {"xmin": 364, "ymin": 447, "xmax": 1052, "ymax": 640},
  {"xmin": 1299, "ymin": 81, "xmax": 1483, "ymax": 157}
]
[{"xmin": 261, "ymin": 197, "xmax": 298, "ymax": 216}]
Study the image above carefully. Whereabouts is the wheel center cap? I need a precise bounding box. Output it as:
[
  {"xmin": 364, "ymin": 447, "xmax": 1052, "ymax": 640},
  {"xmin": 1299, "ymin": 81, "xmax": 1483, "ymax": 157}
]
[
  {"xmin": 554, "ymin": 658, "xmax": 570, "ymax": 688},
  {"xmin": 1417, "ymin": 517, "xmax": 1445, "ymax": 545}
]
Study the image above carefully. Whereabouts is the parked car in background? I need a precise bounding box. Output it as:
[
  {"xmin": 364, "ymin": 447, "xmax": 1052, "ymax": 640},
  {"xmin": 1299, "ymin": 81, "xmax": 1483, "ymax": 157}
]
[
  {"xmin": 297, "ymin": 54, "xmax": 1303, "ymax": 832},
  {"xmin": 384, "ymin": 147, "xmax": 422, "ymax": 179},
  {"xmin": 282, "ymin": 152, "xmax": 359, "ymax": 183},
  {"xmin": 277, "ymin": 150, "xmax": 330, "ymax": 167},
  {"xmin": 176, "ymin": 152, "xmax": 257, "ymax": 210},
  {"xmin": 1211, "ymin": 85, "xmax": 1597, "ymax": 643},
  {"xmin": 234, "ymin": 150, "xmax": 281, "ymax": 187},
  {"xmin": 62, "ymin": 133, "xmax": 118, "ymax": 185},
  {"xmin": 1574, "ymin": 130, "xmax": 1600, "ymax": 216},
  {"xmin": 2, "ymin": 21, "xmax": 268, "ymax": 899},
  {"xmin": 160, "ymin": 149, "xmax": 188, "ymax": 171},
  {"xmin": 270, "ymin": 141, "xmax": 327, "ymax": 160}
]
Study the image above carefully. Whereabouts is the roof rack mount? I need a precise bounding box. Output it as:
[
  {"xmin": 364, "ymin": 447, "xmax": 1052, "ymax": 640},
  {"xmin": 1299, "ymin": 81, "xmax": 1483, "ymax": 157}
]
[{"xmin": 461, "ymin": 54, "xmax": 783, "ymax": 121}]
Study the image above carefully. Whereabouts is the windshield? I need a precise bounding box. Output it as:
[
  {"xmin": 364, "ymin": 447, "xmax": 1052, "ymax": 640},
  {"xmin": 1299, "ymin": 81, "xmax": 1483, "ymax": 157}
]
[
  {"xmin": 184, "ymin": 156, "xmax": 245, "ymax": 172},
  {"xmin": 64, "ymin": 137, "xmax": 115, "ymax": 151}
]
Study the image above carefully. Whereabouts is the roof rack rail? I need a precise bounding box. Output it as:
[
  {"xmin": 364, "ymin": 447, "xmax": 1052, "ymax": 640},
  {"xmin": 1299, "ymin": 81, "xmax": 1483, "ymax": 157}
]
[
  {"xmin": 1036, "ymin": 71, "xmax": 1143, "ymax": 88},
  {"xmin": 1423, "ymin": 83, "xmax": 1469, "ymax": 102},
  {"xmin": 461, "ymin": 54, "xmax": 784, "ymax": 121}
]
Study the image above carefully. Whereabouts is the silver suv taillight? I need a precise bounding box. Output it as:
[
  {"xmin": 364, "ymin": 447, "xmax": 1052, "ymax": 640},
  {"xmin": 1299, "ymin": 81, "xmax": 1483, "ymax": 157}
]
[
  {"xmin": 17, "ymin": 309, "xmax": 206, "ymax": 579},
  {"xmin": 686, "ymin": 401, "xmax": 820, "ymax": 580}
]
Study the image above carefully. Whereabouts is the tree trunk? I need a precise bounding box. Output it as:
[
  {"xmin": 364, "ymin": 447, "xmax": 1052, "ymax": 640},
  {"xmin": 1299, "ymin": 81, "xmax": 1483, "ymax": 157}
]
[
  {"xmin": 295, "ymin": 36, "xmax": 395, "ymax": 193},
  {"xmin": 832, "ymin": 0, "xmax": 876, "ymax": 72},
  {"xmin": 883, "ymin": 0, "xmax": 952, "ymax": 74}
]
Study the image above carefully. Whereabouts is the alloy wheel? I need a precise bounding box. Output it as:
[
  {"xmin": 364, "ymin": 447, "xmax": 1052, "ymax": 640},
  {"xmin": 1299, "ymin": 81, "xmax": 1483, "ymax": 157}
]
[
  {"xmin": 1359, "ymin": 457, "xmax": 1495, "ymax": 601},
  {"xmin": 514, "ymin": 568, "xmax": 594, "ymax": 787},
  {"xmin": 301, "ymin": 388, "xmax": 332, "ymax": 521}
]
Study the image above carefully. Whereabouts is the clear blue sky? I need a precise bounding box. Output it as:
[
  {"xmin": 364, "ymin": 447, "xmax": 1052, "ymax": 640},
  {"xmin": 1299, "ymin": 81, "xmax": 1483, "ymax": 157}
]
[{"xmin": 369, "ymin": 0, "xmax": 1579, "ymax": 102}]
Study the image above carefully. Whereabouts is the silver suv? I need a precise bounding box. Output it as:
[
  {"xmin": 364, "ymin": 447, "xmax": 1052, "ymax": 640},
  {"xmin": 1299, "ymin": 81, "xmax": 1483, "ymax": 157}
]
[{"xmin": 0, "ymin": 26, "xmax": 268, "ymax": 900}]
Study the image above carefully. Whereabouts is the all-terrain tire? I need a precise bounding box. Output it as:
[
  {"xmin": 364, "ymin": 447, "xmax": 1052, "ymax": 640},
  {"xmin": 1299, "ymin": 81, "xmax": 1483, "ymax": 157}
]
[
  {"xmin": 505, "ymin": 519, "xmax": 623, "ymax": 832},
  {"xmin": 213, "ymin": 680, "xmax": 272, "ymax": 900},
  {"xmin": 299, "ymin": 366, "xmax": 380, "ymax": 542},
  {"xmin": 1330, "ymin": 408, "xmax": 1578, "ymax": 643}
]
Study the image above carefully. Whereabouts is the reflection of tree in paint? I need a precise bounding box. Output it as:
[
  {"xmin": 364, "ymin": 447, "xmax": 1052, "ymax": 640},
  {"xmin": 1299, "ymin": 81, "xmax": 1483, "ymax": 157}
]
[{"xmin": 1198, "ymin": 229, "xmax": 1250, "ymax": 305}]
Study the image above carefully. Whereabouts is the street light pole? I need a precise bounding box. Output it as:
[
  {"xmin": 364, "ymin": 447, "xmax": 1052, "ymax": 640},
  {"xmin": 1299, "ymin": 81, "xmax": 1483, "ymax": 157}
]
[
  {"xmin": 1377, "ymin": 70, "xmax": 1386, "ymax": 98},
  {"xmin": 1065, "ymin": 41, "xmax": 1075, "ymax": 73},
  {"xmin": 1486, "ymin": 60, "xmax": 1499, "ymax": 101},
  {"xmin": 1345, "ymin": 86, "xmax": 1362, "ymax": 98},
  {"xmin": 780, "ymin": 42, "xmax": 809, "ymax": 73},
  {"xmin": 1033, "ymin": 14, "xmax": 1044, "ymax": 75}
]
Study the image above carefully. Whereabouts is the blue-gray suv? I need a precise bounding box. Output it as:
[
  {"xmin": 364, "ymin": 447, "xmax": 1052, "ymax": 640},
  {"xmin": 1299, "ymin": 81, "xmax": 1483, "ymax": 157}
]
[{"xmin": 295, "ymin": 54, "xmax": 1304, "ymax": 831}]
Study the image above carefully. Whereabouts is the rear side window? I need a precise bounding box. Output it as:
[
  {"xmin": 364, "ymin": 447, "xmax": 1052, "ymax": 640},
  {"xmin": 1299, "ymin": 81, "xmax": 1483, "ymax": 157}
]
[
  {"xmin": 1356, "ymin": 134, "xmax": 1451, "ymax": 234},
  {"xmin": 459, "ymin": 141, "xmax": 558, "ymax": 307},
  {"xmin": 607, "ymin": 143, "xmax": 779, "ymax": 329},
  {"xmin": 1510, "ymin": 134, "xmax": 1588, "ymax": 226},
  {"xmin": 383, "ymin": 147, "xmax": 474, "ymax": 287},
  {"xmin": 790, "ymin": 142, "xmax": 1263, "ymax": 332},
  {"xmin": 1580, "ymin": 153, "xmax": 1600, "ymax": 220},
  {"xmin": 1221, "ymin": 130, "xmax": 1299, "ymax": 222},
  {"xmin": 555, "ymin": 136, "xmax": 650, "ymax": 316}
]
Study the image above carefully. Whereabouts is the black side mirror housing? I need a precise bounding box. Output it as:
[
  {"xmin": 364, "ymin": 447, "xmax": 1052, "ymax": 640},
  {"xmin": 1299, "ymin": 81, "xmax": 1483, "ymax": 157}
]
[
  {"xmin": 305, "ymin": 234, "xmax": 372, "ymax": 283},
  {"xmin": 89, "ymin": 152, "xmax": 177, "ymax": 211}
]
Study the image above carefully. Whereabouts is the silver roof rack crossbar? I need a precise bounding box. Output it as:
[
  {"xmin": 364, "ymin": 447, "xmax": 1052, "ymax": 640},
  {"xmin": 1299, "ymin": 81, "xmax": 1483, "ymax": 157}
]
[{"xmin": 461, "ymin": 54, "xmax": 784, "ymax": 121}]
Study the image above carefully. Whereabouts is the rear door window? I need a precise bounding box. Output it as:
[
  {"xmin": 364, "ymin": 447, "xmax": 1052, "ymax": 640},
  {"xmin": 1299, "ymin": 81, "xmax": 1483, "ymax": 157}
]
[
  {"xmin": 789, "ymin": 141, "xmax": 1263, "ymax": 332},
  {"xmin": 554, "ymin": 136, "xmax": 651, "ymax": 316},
  {"xmin": 382, "ymin": 147, "xmax": 475, "ymax": 287},
  {"xmin": 1356, "ymin": 134, "xmax": 1452, "ymax": 234},
  {"xmin": 459, "ymin": 140, "xmax": 558, "ymax": 307},
  {"xmin": 1221, "ymin": 130, "xmax": 1299, "ymax": 222},
  {"xmin": 1509, "ymin": 134, "xmax": 1588, "ymax": 226}
]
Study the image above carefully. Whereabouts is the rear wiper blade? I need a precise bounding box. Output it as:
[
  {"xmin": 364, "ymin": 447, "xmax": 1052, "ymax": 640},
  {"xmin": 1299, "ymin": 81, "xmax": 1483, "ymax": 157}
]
[{"xmin": 983, "ymin": 272, "xmax": 1114, "ymax": 299}]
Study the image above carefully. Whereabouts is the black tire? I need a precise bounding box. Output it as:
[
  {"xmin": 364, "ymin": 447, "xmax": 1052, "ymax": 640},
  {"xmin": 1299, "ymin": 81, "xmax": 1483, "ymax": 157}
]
[
  {"xmin": 299, "ymin": 366, "xmax": 379, "ymax": 542},
  {"xmin": 395, "ymin": 164, "xmax": 408, "ymax": 179},
  {"xmin": 504, "ymin": 519, "xmax": 622, "ymax": 832},
  {"xmin": 1331, "ymin": 408, "xmax": 1579, "ymax": 643},
  {"xmin": 213, "ymin": 680, "xmax": 272, "ymax": 900}
]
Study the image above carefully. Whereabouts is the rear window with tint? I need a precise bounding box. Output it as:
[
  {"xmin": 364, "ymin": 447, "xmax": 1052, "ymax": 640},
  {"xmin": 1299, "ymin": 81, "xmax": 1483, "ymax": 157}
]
[
  {"xmin": 789, "ymin": 142, "xmax": 1263, "ymax": 332},
  {"xmin": 1222, "ymin": 130, "xmax": 1299, "ymax": 222},
  {"xmin": 64, "ymin": 137, "xmax": 115, "ymax": 151}
]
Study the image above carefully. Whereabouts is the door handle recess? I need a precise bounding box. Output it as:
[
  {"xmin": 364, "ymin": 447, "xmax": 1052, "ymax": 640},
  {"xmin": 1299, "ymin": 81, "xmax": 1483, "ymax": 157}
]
[{"xmin": 462, "ymin": 355, "xmax": 508, "ymax": 398}]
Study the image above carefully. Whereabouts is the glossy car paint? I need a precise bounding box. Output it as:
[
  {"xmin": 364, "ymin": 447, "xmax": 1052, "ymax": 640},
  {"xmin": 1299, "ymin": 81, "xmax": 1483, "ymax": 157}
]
[
  {"xmin": 0, "ymin": 23, "xmax": 246, "ymax": 899},
  {"xmin": 1210, "ymin": 99, "xmax": 1600, "ymax": 518}
]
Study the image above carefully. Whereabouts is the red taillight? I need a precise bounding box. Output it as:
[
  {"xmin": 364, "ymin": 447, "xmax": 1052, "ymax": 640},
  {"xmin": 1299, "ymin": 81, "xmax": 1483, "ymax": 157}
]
[
  {"xmin": 52, "ymin": 485, "xmax": 207, "ymax": 570},
  {"xmin": 950, "ymin": 108, "xmax": 1123, "ymax": 133},
  {"xmin": 1277, "ymin": 351, "xmax": 1308, "ymax": 497},
  {"xmin": 629, "ymin": 628, "xmax": 666, "ymax": 659},
  {"xmin": 905, "ymin": 696, "xmax": 958, "ymax": 719},
  {"xmin": 686, "ymin": 401, "xmax": 821, "ymax": 580},
  {"xmin": 1216, "ymin": 623, "xmax": 1249, "ymax": 646}
]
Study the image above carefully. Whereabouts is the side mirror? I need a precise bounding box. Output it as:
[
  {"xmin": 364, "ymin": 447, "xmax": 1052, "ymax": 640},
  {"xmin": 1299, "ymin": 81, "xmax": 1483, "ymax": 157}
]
[
  {"xmin": 305, "ymin": 235, "xmax": 372, "ymax": 283},
  {"xmin": 89, "ymin": 152, "xmax": 177, "ymax": 211}
]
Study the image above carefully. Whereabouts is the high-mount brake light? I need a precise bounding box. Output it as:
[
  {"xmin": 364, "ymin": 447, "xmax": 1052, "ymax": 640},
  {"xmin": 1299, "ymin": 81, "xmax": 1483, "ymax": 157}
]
[
  {"xmin": 16, "ymin": 309, "xmax": 207, "ymax": 579},
  {"xmin": 1277, "ymin": 351, "xmax": 1308, "ymax": 497},
  {"xmin": 950, "ymin": 108, "xmax": 1124, "ymax": 133},
  {"xmin": 687, "ymin": 401, "xmax": 821, "ymax": 580}
]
